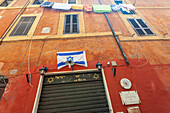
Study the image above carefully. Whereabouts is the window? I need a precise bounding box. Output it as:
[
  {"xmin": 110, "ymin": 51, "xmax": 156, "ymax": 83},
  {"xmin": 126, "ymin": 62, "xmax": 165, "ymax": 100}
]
[
  {"xmin": 36, "ymin": 70, "xmax": 112, "ymax": 112},
  {"xmin": 0, "ymin": 75, "xmax": 8, "ymax": 100},
  {"xmin": 9, "ymin": 16, "xmax": 36, "ymax": 36},
  {"xmin": 32, "ymin": 0, "xmax": 43, "ymax": 5},
  {"xmin": 0, "ymin": 0, "xmax": 13, "ymax": 7},
  {"xmin": 127, "ymin": 18, "xmax": 155, "ymax": 36},
  {"xmin": 68, "ymin": 0, "xmax": 76, "ymax": 4},
  {"xmin": 64, "ymin": 14, "xmax": 79, "ymax": 34}
]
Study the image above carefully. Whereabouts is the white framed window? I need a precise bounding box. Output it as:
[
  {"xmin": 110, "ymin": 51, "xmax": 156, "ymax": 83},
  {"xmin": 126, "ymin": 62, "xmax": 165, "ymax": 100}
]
[{"xmin": 32, "ymin": 69, "xmax": 113, "ymax": 113}]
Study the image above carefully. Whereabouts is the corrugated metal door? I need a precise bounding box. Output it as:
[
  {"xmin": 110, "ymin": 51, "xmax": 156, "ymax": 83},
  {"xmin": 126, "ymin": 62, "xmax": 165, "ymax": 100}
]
[{"xmin": 37, "ymin": 71, "xmax": 110, "ymax": 113}]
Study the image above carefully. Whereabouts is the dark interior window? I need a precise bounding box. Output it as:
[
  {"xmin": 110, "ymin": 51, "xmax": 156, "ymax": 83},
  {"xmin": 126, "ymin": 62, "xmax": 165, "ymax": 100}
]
[
  {"xmin": 0, "ymin": 75, "xmax": 8, "ymax": 100},
  {"xmin": 68, "ymin": 0, "xmax": 76, "ymax": 4},
  {"xmin": 0, "ymin": 0, "xmax": 13, "ymax": 7},
  {"xmin": 32, "ymin": 0, "xmax": 43, "ymax": 5},
  {"xmin": 64, "ymin": 14, "xmax": 79, "ymax": 34},
  {"xmin": 128, "ymin": 18, "xmax": 155, "ymax": 36}
]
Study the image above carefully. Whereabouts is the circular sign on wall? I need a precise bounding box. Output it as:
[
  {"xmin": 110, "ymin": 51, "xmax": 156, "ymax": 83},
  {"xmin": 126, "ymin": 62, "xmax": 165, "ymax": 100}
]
[{"xmin": 120, "ymin": 78, "xmax": 132, "ymax": 89}]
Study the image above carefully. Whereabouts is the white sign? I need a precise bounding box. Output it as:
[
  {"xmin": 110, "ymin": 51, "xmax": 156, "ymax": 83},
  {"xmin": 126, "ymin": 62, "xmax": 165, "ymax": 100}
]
[
  {"xmin": 120, "ymin": 91, "xmax": 141, "ymax": 105},
  {"xmin": 9, "ymin": 69, "xmax": 18, "ymax": 75},
  {"xmin": 41, "ymin": 27, "xmax": 51, "ymax": 33}
]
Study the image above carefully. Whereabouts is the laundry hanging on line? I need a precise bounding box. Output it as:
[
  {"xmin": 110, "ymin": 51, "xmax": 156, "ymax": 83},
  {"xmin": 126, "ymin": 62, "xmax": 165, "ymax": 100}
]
[
  {"xmin": 119, "ymin": 4, "xmax": 136, "ymax": 13},
  {"xmin": 72, "ymin": 4, "xmax": 84, "ymax": 10},
  {"xmin": 93, "ymin": 5, "xmax": 112, "ymax": 13},
  {"xmin": 84, "ymin": 5, "xmax": 93, "ymax": 12},
  {"xmin": 52, "ymin": 3, "xmax": 72, "ymax": 10},
  {"xmin": 40, "ymin": 1, "xmax": 136, "ymax": 13},
  {"xmin": 110, "ymin": 5, "xmax": 121, "ymax": 11}
]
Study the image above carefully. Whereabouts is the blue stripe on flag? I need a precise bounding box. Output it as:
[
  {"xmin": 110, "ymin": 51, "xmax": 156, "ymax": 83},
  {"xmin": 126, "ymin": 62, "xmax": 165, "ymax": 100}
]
[
  {"xmin": 58, "ymin": 62, "xmax": 65, "ymax": 67},
  {"xmin": 57, "ymin": 51, "xmax": 83, "ymax": 56},
  {"xmin": 74, "ymin": 61, "xmax": 85, "ymax": 65}
]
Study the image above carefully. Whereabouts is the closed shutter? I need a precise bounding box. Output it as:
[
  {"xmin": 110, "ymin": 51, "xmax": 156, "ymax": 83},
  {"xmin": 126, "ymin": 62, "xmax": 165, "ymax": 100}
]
[
  {"xmin": 37, "ymin": 71, "xmax": 110, "ymax": 113},
  {"xmin": 128, "ymin": 18, "xmax": 155, "ymax": 36},
  {"xmin": 9, "ymin": 16, "xmax": 36, "ymax": 36}
]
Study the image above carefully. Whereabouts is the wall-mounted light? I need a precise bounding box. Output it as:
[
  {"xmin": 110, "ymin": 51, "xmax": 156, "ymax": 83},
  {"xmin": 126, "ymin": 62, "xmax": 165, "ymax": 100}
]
[
  {"xmin": 96, "ymin": 62, "xmax": 102, "ymax": 70},
  {"xmin": 39, "ymin": 66, "xmax": 48, "ymax": 75}
]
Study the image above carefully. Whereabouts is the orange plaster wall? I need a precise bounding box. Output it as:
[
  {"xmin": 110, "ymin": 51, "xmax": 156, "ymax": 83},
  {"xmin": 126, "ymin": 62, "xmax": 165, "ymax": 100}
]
[
  {"xmin": 138, "ymin": 9, "xmax": 170, "ymax": 36},
  {"xmin": 34, "ymin": 9, "xmax": 60, "ymax": 36},
  {"xmin": 129, "ymin": 0, "xmax": 170, "ymax": 7},
  {"xmin": 0, "ymin": 9, "xmax": 20, "ymax": 38},
  {"xmin": 23, "ymin": 8, "xmax": 43, "ymax": 14},
  {"xmin": 48, "ymin": 0, "xmax": 63, "ymax": 3},
  {"xmin": 84, "ymin": 13, "xmax": 111, "ymax": 33},
  {"xmin": 82, "ymin": 0, "xmax": 100, "ymax": 5},
  {"xmin": 12, "ymin": 0, "xmax": 28, "ymax": 7},
  {"xmin": 107, "ymin": 12, "xmax": 131, "ymax": 37}
]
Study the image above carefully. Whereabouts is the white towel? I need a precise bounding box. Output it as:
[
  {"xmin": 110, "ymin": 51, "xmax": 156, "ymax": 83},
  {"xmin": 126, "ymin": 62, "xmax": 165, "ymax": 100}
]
[
  {"xmin": 52, "ymin": 3, "xmax": 72, "ymax": 10},
  {"xmin": 120, "ymin": 4, "xmax": 136, "ymax": 10}
]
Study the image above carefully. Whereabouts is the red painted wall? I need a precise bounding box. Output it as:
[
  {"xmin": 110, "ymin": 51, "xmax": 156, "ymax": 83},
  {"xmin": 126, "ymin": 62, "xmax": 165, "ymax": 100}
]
[{"xmin": 0, "ymin": 59, "xmax": 170, "ymax": 113}]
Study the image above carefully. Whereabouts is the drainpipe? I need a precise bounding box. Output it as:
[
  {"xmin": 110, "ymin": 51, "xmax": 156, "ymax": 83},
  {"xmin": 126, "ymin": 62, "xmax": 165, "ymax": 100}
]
[
  {"xmin": 0, "ymin": 0, "xmax": 30, "ymax": 45},
  {"xmin": 98, "ymin": 0, "xmax": 129, "ymax": 65}
]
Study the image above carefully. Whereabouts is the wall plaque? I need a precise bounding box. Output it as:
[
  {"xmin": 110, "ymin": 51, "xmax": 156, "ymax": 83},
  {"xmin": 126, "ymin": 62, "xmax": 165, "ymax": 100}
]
[
  {"xmin": 127, "ymin": 106, "xmax": 141, "ymax": 113},
  {"xmin": 120, "ymin": 91, "xmax": 141, "ymax": 105},
  {"xmin": 41, "ymin": 27, "xmax": 51, "ymax": 33}
]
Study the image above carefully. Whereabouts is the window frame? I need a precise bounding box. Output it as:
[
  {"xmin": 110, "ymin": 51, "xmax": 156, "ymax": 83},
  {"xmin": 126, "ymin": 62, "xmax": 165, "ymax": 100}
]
[
  {"xmin": 63, "ymin": 14, "xmax": 79, "ymax": 34},
  {"xmin": 32, "ymin": 69, "xmax": 113, "ymax": 113},
  {"xmin": 0, "ymin": 0, "xmax": 16, "ymax": 7},
  {"xmin": 0, "ymin": 75, "xmax": 8, "ymax": 100},
  {"xmin": 127, "ymin": 18, "xmax": 156, "ymax": 36},
  {"xmin": 5, "ymin": 14, "xmax": 42, "ymax": 41},
  {"xmin": 67, "ymin": 0, "xmax": 77, "ymax": 4},
  {"xmin": 32, "ymin": 0, "xmax": 43, "ymax": 5},
  {"xmin": 9, "ymin": 16, "xmax": 36, "ymax": 36}
]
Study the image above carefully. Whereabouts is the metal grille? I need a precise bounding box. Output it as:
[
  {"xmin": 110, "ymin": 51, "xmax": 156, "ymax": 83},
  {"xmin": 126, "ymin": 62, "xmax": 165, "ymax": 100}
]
[
  {"xmin": 9, "ymin": 16, "xmax": 36, "ymax": 36},
  {"xmin": 127, "ymin": 18, "xmax": 155, "ymax": 36},
  {"xmin": 37, "ymin": 71, "xmax": 110, "ymax": 113}
]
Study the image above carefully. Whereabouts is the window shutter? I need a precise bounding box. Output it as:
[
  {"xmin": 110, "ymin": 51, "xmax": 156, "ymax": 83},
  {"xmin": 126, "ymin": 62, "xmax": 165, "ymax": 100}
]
[
  {"xmin": 37, "ymin": 71, "xmax": 110, "ymax": 113},
  {"xmin": 10, "ymin": 17, "xmax": 36, "ymax": 36}
]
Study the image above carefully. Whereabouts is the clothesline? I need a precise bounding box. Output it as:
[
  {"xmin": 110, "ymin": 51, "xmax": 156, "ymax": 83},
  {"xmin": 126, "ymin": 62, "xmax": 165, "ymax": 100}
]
[{"xmin": 40, "ymin": 2, "xmax": 136, "ymax": 14}]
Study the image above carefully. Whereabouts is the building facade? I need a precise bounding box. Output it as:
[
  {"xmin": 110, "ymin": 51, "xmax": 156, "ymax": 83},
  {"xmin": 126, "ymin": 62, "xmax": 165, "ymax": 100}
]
[{"xmin": 0, "ymin": 0, "xmax": 170, "ymax": 113}]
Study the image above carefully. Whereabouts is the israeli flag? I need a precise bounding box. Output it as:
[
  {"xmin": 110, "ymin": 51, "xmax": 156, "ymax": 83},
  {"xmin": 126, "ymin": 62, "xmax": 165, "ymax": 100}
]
[{"xmin": 57, "ymin": 51, "xmax": 88, "ymax": 69}]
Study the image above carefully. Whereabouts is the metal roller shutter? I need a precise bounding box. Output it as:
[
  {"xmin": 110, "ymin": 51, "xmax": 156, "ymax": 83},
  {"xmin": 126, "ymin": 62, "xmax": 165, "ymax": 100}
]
[{"xmin": 37, "ymin": 71, "xmax": 110, "ymax": 113}]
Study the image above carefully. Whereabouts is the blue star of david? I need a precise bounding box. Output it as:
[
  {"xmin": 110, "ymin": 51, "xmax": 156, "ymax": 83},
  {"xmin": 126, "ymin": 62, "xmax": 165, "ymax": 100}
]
[{"xmin": 66, "ymin": 56, "xmax": 74, "ymax": 61}]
